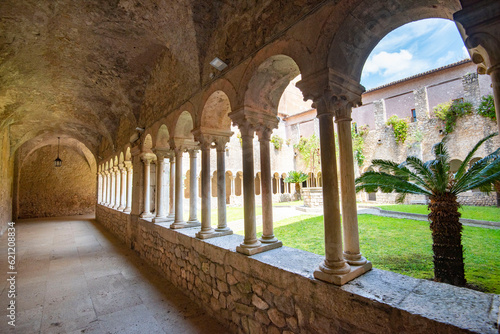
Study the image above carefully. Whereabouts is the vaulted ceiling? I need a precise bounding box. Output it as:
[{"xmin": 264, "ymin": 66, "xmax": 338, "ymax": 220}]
[{"xmin": 0, "ymin": 0, "xmax": 326, "ymax": 154}]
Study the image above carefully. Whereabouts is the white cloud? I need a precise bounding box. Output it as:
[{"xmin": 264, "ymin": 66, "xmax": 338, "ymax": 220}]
[{"xmin": 363, "ymin": 50, "xmax": 414, "ymax": 76}]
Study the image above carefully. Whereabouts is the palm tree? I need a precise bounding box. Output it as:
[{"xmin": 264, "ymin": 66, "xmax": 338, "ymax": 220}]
[
  {"xmin": 284, "ymin": 171, "xmax": 309, "ymax": 200},
  {"xmin": 355, "ymin": 133, "xmax": 500, "ymax": 286}
]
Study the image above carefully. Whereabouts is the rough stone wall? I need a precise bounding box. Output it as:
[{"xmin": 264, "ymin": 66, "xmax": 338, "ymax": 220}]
[
  {"xmin": 0, "ymin": 127, "xmax": 13, "ymax": 235},
  {"xmin": 95, "ymin": 206, "xmax": 498, "ymax": 334},
  {"xmin": 302, "ymin": 188, "xmax": 323, "ymax": 208},
  {"xmin": 18, "ymin": 145, "xmax": 96, "ymax": 218}
]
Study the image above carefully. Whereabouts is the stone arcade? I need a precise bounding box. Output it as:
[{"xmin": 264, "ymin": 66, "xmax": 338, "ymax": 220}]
[{"xmin": 1, "ymin": 1, "xmax": 499, "ymax": 333}]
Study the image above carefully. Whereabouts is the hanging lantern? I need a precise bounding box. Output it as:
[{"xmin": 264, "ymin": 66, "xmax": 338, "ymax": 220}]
[{"xmin": 54, "ymin": 137, "xmax": 62, "ymax": 167}]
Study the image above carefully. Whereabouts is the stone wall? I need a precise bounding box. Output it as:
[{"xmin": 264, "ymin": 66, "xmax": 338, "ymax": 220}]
[
  {"xmin": 96, "ymin": 206, "xmax": 499, "ymax": 334},
  {"xmin": 0, "ymin": 127, "xmax": 12, "ymax": 236},
  {"xmin": 302, "ymin": 188, "xmax": 323, "ymax": 208},
  {"xmin": 18, "ymin": 145, "xmax": 96, "ymax": 218}
]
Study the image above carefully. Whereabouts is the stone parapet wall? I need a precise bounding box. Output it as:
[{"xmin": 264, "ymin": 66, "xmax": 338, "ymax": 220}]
[
  {"xmin": 96, "ymin": 205, "xmax": 498, "ymax": 334},
  {"xmin": 302, "ymin": 188, "xmax": 323, "ymax": 208},
  {"xmin": 360, "ymin": 191, "xmax": 496, "ymax": 207}
]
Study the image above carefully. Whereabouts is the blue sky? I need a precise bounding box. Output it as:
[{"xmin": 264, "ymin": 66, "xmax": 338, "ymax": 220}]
[{"xmin": 360, "ymin": 19, "xmax": 470, "ymax": 90}]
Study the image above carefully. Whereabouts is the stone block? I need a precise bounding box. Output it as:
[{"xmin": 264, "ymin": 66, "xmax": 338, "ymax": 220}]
[
  {"xmin": 235, "ymin": 302, "xmax": 254, "ymax": 316},
  {"xmin": 267, "ymin": 308, "xmax": 286, "ymax": 328},
  {"xmin": 252, "ymin": 294, "xmax": 269, "ymax": 310}
]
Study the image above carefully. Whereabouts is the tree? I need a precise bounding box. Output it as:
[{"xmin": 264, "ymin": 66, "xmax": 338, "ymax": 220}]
[
  {"xmin": 294, "ymin": 134, "xmax": 320, "ymax": 177},
  {"xmin": 284, "ymin": 171, "xmax": 309, "ymax": 200},
  {"xmin": 355, "ymin": 133, "xmax": 500, "ymax": 286}
]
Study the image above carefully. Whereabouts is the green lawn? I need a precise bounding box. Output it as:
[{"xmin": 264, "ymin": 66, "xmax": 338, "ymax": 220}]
[
  {"xmin": 378, "ymin": 204, "xmax": 500, "ymax": 222},
  {"xmin": 273, "ymin": 200, "xmax": 302, "ymax": 207},
  {"xmin": 261, "ymin": 214, "xmax": 500, "ymax": 293}
]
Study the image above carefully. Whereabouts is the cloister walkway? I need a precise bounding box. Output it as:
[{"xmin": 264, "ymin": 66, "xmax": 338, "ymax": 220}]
[{"xmin": 0, "ymin": 215, "xmax": 230, "ymax": 333}]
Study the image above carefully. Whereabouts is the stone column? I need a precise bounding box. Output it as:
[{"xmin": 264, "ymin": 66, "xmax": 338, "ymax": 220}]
[
  {"xmin": 335, "ymin": 102, "xmax": 367, "ymax": 266},
  {"xmin": 196, "ymin": 140, "xmax": 214, "ymax": 238},
  {"xmin": 117, "ymin": 164, "xmax": 126, "ymax": 211},
  {"xmin": 313, "ymin": 95, "xmax": 351, "ymax": 280},
  {"xmin": 114, "ymin": 166, "xmax": 121, "ymax": 209},
  {"xmin": 110, "ymin": 167, "xmax": 116, "ymax": 208},
  {"xmin": 98, "ymin": 172, "xmax": 103, "ymax": 204},
  {"xmin": 168, "ymin": 153, "xmax": 175, "ymax": 219},
  {"xmin": 187, "ymin": 149, "xmax": 201, "ymax": 225},
  {"xmin": 124, "ymin": 161, "xmax": 133, "ymax": 213},
  {"xmin": 153, "ymin": 151, "xmax": 168, "ymax": 222},
  {"xmin": 140, "ymin": 154, "xmax": 155, "ymax": 218},
  {"xmin": 170, "ymin": 148, "xmax": 185, "ymax": 228},
  {"xmin": 214, "ymin": 137, "xmax": 234, "ymax": 236},
  {"xmin": 256, "ymin": 126, "xmax": 281, "ymax": 246},
  {"xmin": 106, "ymin": 170, "xmax": 111, "ymax": 206}
]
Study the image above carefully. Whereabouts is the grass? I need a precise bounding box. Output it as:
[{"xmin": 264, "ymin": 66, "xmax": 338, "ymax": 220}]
[
  {"xmin": 377, "ymin": 204, "xmax": 500, "ymax": 222},
  {"xmin": 262, "ymin": 214, "xmax": 500, "ymax": 293},
  {"xmin": 273, "ymin": 200, "xmax": 302, "ymax": 207}
]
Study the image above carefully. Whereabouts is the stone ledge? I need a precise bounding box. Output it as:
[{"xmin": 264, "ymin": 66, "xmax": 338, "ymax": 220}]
[{"xmin": 96, "ymin": 206, "xmax": 499, "ymax": 334}]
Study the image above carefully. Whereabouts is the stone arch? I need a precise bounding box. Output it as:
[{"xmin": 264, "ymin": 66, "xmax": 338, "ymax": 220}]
[
  {"xmin": 142, "ymin": 134, "xmax": 153, "ymax": 153},
  {"xmin": 212, "ymin": 171, "xmax": 218, "ymax": 197},
  {"xmin": 119, "ymin": 152, "xmax": 124, "ymax": 164},
  {"xmin": 255, "ymin": 172, "xmax": 261, "ymax": 196},
  {"xmin": 125, "ymin": 147, "xmax": 132, "ymax": 161},
  {"xmin": 225, "ymin": 171, "xmax": 233, "ymax": 204},
  {"xmin": 173, "ymin": 111, "xmax": 195, "ymax": 147},
  {"xmin": 272, "ymin": 172, "xmax": 280, "ymax": 194},
  {"xmin": 450, "ymin": 159, "xmax": 463, "ymax": 174},
  {"xmin": 200, "ymin": 90, "xmax": 233, "ymax": 132},
  {"xmin": 243, "ymin": 54, "xmax": 302, "ymax": 115},
  {"xmin": 317, "ymin": 171, "xmax": 323, "ymax": 187},
  {"xmin": 327, "ymin": 1, "xmax": 461, "ymax": 83},
  {"xmin": 155, "ymin": 124, "xmax": 170, "ymax": 149},
  {"xmin": 235, "ymin": 171, "xmax": 243, "ymax": 197}
]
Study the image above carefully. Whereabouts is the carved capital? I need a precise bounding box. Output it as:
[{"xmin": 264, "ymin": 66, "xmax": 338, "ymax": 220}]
[
  {"xmin": 228, "ymin": 108, "xmax": 278, "ymax": 138},
  {"xmin": 255, "ymin": 125, "xmax": 273, "ymax": 142},
  {"xmin": 140, "ymin": 152, "xmax": 156, "ymax": 164},
  {"xmin": 124, "ymin": 161, "xmax": 133, "ymax": 171}
]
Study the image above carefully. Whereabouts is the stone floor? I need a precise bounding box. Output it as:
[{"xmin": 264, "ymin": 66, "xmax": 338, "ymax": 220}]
[{"xmin": 0, "ymin": 215, "xmax": 231, "ymax": 334}]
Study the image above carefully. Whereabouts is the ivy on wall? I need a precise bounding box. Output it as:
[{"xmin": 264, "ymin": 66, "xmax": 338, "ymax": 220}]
[
  {"xmin": 433, "ymin": 99, "xmax": 473, "ymax": 134},
  {"xmin": 386, "ymin": 115, "xmax": 409, "ymax": 144},
  {"xmin": 477, "ymin": 95, "xmax": 496, "ymax": 121},
  {"xmin": 270, "ymin": 134, "xmax": 284, "ymax": 150},
  {"xmin": 352, "ymin": 125, "xmax": 369, "ymax": 166}
]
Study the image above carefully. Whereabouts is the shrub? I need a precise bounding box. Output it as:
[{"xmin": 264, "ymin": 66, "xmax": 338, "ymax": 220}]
[
  {"xmin": 386, "ymin": 115, "xmax": 409, "ymax": 144},
  {"xmin": 477, "ymin": 95, "xmax": 496, "ymax": 121},
  {"xmin": 433, "ymin": 99, "xmax": 473, "ymax": 133},
  {"xmin": 270, "ymin": 134, "xmax": 284, "ymax": 150}
]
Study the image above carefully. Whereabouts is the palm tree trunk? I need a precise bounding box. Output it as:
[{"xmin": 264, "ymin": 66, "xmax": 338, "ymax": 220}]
[
  {"xmin": 495, "ymin": 181, "xmax": 500, "ymax": 207},
  {"xmin": 428, "ymin": 193, "xmax": 466, "ymax": 286},
  {"xmin": 295, "ymin": 183, "xmax": 301, "ymax": 200}
]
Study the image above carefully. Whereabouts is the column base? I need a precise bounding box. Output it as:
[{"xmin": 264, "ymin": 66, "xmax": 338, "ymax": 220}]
[
  {"xmin": 153, "ymin": 216, "xmax": 168, "ymax": 223},
  {"xmin": 344, "ymin": 252, "xmax": 368, "ymax": 266},
  {"xmin": 117, "ymin": 206, "xmax": 125, "ymax": 211},
  {"xmin": 170, "ymin": 221, "xmax": 201, "ymax": 229},
  {"xmin": 236, "ymin": 240, "xmax": 283, "ymax": 256},
  {"xmin": 123, "ymin": 208, "xmax": 131, "ymax": 213},
  {"xmin": 215, "ymin": 226, "xmax": 232, "ymax": 233},
  {"xmin": 187, "ymin": 219, "xmax": 201, "ymax": 225},
  {"xmin": 196, "ymin": 229, "xmax": 233, "ymax": 239},
  {"xmin": 260, "ymin": 236, "xmax": 279, "ymax": 244},
  {"xmin": 314, "ymin": 261, "xmax": 372, "ymax": 286},
  {"xmin": 140, "ymin": 212, "xmax": 154, "ymax": 219}
]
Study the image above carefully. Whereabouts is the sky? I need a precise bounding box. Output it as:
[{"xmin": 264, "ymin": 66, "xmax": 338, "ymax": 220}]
[{"xmin": 360, "ymin": 18, "xmax": 470, "ymax": 90}]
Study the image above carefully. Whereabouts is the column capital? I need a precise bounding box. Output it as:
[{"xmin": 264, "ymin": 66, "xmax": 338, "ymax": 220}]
[
  {"xmin": 153, "ymin": 148, "xmax": 170, "ymax": 160},
  {"xmin": 454, "ymin": 1, "xmax": 500, "ymax": 72},
  {"xmin": 112, "ymin": 166, "xmax": 119, "ymax": 172},
  {"xmin": 255, "ymin": 125, "xmax": 273, "ymax": 142},
  {"xmin": 124, "ymin": 160, "xmax": 133, "ymax": 170},
  {"xmin": 118, "ymin": 163, "xmax": 126, "ymax": 170},
  {"xmin": 140, "ymin": 152, "xmax": 156, "ymax": 164},
  {"xmin": 228, "ymin": 109, "xmax": 278, "ymax": 138},
  {"xmin": 193, "ymin": 128, "xmax": 232, "ymax": 151}
]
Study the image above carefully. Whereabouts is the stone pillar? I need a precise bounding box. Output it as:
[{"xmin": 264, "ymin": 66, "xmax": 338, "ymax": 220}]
[
  {"xmin": 168, "ymin": 153, "xmax": 175, "ymax": 219},
  {"xmin": 314, "ymin": 96, "xmax": 351, "ymax": 279},
  {"xmin": 110, "ymin": 167, "xmax": 116, "ymax": 208},
  {"xmin": 196, "ymin": 140, "xmax": 214, "ymax": 238},
  {"xmin": 106, "ymin": 170, "xmax": 111, "ymax": 206},
  {"xmin": 187, "ymin": 149, "xmax": 201, "ymax": 225},
  {"xmin": 237, "ymin": 123, "xmax": 260, "ymax": 253},
  {"xmin": 215, "ymin": 138, "xmax": 231, "ymax": 232},
  {"xmin": 229, "ymin": 109, "xmax": 282, "ymax": 254},
  {"xmin": 115, "ymin": 166, "xmax": 122, "ymax": 209},
  {"xmin": 153, "ymin": 151, "xmax": 167, "ymax": 222},
  {"xmin": 297, "ymin": 70, "xmax": 371, "ymax": 285},
  {"xmin": 140, "ymin": 154, "xmax": 155, "ymax": 218},
  {"xmin": 124, "ymin": 161, "xmax": 133, "ymax": 213},
  {"xmin": 170, "ymin": 148, "xmax": 185, "ymax": 228},
  {"xmin": 117, "ymin": 164, "xmax": 126, "ymax": 210},
  {"xmin": 335, "ymin": 102, "xmax": 367, "ymax": 266},
  {"xmin": 98, "ymin": 172, "xmax": 104, "ymax": 204},
  {"xmin": 256, "ymin": 126, "xmax": 281, "ymax": 246}
]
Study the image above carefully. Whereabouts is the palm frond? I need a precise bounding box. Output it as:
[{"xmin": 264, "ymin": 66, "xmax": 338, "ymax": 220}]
[
  {"xmin": 403, "ymin": 156, "xmax": 437, "ymax": 190},
  {"xmin": 453, "ymin": 151, "xmax": 500, "ymax": 194},
  {"xmin": 355, "ymin": 171, "xmax": 432, "ymax": 196},
  {"xmin": 454, "ymin": 133, "xmax": 498, "ymax": 180}
]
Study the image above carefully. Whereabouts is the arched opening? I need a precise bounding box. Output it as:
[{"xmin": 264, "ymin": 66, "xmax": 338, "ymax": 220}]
[
  {"xmin": 450, "ymin": 159, "xmax": 463, "ymax": 174},
  {"xmin": 235, "ymin": 172, "xmax": 242, "ymax": 197},
  {"xmin": 255, "ymin": 172, "xmax": 261, "ymax": 196},
  {"xmin": 225, "ymin": 171, "xmax": 233, "ymax": 204}
]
